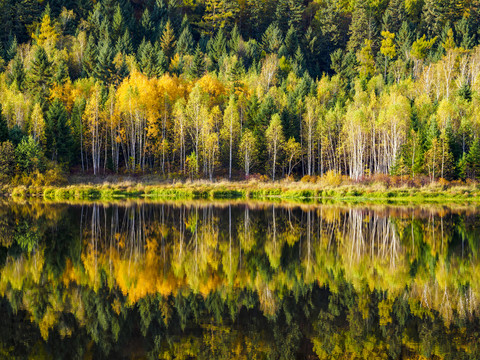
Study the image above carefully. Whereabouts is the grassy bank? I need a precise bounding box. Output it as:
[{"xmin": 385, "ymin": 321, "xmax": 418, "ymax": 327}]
[{"xmin": 2, "ymin": 178, "xmax": 480, "ymax": 203}]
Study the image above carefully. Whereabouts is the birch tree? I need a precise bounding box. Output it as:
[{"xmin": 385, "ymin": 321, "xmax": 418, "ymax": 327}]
[
  {"xmin": 221, "ymin": 95, "xmax": 240, "ymax": 179},
  {"xmin": 266, "ymin": 114, "xmax": 285, "ymax": 180}
]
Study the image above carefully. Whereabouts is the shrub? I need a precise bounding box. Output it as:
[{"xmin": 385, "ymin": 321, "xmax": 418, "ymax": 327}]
[{"xmin": 320, "ymin": 170, "xmax": 342, "ymax": 186}]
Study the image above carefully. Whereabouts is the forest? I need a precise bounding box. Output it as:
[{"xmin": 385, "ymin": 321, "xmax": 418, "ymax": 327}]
[{"xmin": 1, "ymin": 0, "xmax": 480, "ymax": 184}]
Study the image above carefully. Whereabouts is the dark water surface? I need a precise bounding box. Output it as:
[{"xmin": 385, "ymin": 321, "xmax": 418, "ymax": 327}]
[{"xmin": 1, "ymin": 200, "xmax": 479, "ymax": 359}]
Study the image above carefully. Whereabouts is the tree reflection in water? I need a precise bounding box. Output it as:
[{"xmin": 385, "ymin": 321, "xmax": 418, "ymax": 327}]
[{"xmin": 0, "ymin": 201, "xmax": 479, "ymax": 359}]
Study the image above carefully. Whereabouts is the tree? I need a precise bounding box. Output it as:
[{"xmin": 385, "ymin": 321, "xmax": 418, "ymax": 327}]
[
  {"xmin": 29, "ymin": 103, "xmax": 46, "ymax": 145},
  {"xmin": 221, "ymin": 95, "xmax": 240, "ymax": 179},
  {"xmin": 0, "ymin": 141, "xmax": 15, "ymax": 181},
  {"xmin": 202, "ymin": 0, "xmax": 238, "ymax": 35},
  {"xmin": 7, "ymin": 55, "xmax": 25, "ymax": 91},
  {"xmin": 0, "ymin": 105, "xmax": 8, "ymax": 142},
  {"xmin": 285, "ymin": 137, "xmax": 301, "ymax": 177},
  {"xmin": 186, "ymin": 85, "xmax": 209, "ymax": 175},
  {"xmin": 28, "ymin": 46, "xmax": 53, "ymax": 104},
  {"xmin": 347, "ymin": 2, "xmax": 370, "ymax": 53},
  {"xmin": 380, "ymin": 31, "xmax": 396, "ymax": 79},
  {"xmin": 466, "ymin": 139, "xmax": 480, "ymax": 180},
  {"xmin": 93, "ymin": 38, "xmax": 114, "ymax": 83},
  {"xmin": 189, "ymin": 45, "xmax": 206, "ymax": 78},
  {"xmin": 176, "ymin": 24, "xmax": 194, "ymax": 55},
  {"xmin": 32, "ymin": 11, "xmax": 59, "ymax": 53},
  {"xmin": 83, "ymin": 83, "xmax": 104, "ymax": 175},
  {"xmin": 239, "ymin": 129, "xmax": 257, "ymax": 177},
  {"xmin": 46, "ymin": 99, "xmax": 72, "ymax": 165},
  {"xmin": 357, "ymin": 39, "xmax": 375, "ymax": 79},
  {"xmin": 160, "ymin": 21, "xmax": 176, "ymax": 61},
  {"xmin": 15, "ymin": 136, "xmax": 45, "ymax": 174},
  {"xmin": 303, "ymin": 96, "xmax": 318, "ymax": 176},
  {"xmin": 266, "ymin": 114, "xmax": 285, "ymax": 180}
]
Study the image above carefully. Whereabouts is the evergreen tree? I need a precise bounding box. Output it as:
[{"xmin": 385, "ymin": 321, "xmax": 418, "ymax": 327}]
[
  {"xmin": 189, "ymin": 45, "xmax": 205, "ymax": 78},
  {"xmin": 111, "ymin": 4, "xmax": 125, "ymax": 41},
  {"xmin": 466, "ymin": 139, "xmax": 480, "ymax": 180},
  {"xmin": 176, "ymin": 24, "xmax": 194, "ymax": 55},
  {"xmin": 287, "ymin": 0, "xmax": 304, "ymax": 31},
  {"xmin": 383, "ymin": 0, "xmax": 405, "ymax": 33},
  {"xmin": 94, "ymin": 38, "xmax": 114, "ymax": 83},
  {"xmin": 421, "ymin": 0, "xmax": 442, "ymax": 37},
  {"xmin": 27, "ymin": 46, "xmax": 53, "ymax": 104},
  {"xmin": 55, "ymin": 59, "xmax": 70, "ymax": 84},
  {"xmin": 284, "ymin": 26, "xmax": 298, "ymax": 57},
  {"xmin": 6, "ymin": 35, "xmax": 17, "ymax": 62},
  {"xmin": 7, "ymin": 54, "xmax": 25, "ymax": 91},
  {"xmin": 139, "ymin": 40, "xmax": 156, "ymax": 78},
  {"xmin": 46, "ymin": 99, "xmax": 73, "ymax": 164},
  {"xmin": 160, "ymin": 21, "xmax": 176, "ymax": 60},
  {"xmin": 0, "ymin": 105, "xmax": 8, "ymax": 143},
  {"xmin": 262, "ymin": 24, "xmax": 283, "ymax": 54},
  {"xmin": 141, "ymin": 8, "xmax": 154, "ymax": 42},
  {"xmin": 208, "ymin": 30, "xmax": 227, "ymax": 69},
  {"xmin": 0, "ymin": 141, "xmax": 15, "ymax": 180},
  {"xmin": 347, "ymin": 2, "xmax": 370, "ymax": 53},
  {"xmin": 156, "ymin": 49, "xmax": 168, "ymax": 76},
  {"xmin": 83, "ymin": 34, "xmax": 97, "ymax": 77},
  {"xmin": 15, "ymin": 136, "xmax": 45, "ymax": 174},
  {"xmin": 116, "ymin": 29, "xmax": 134, "ymax": 55}
]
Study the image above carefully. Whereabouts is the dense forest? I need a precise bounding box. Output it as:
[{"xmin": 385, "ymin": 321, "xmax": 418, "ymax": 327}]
[{"xmin": 1, "ymin": 0, "xmax": 480, "ymax": 183}]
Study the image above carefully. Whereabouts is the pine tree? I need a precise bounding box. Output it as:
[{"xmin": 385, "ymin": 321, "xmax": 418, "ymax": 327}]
[
  {"xmin": 0, "ymin": 141, "xmax": 15, "ymax": 180},
  {"xmin": 116, "ymin": 29, "xmax": 133, "ymax": 55},
  {"xmin": 46, "ymin": 99, "xmax": 73, "ymax": 164},
  {"xmin": 141, "ymin": 8, "xmax": 154, "ymax": 41},
  {"xmin": 28, "ymin": 46, "xmax": 53, "ymax": 104},
  {"xmin": 287, "ymin": 0, "xmax": 304, "ymax": 31},
  {"xmin": 466, "ymin": 139, "xmax": 480, "ymax": 180},
  {"xmin": 112, "ymin": 4, "xmax": 125, "ymax": 41},
  {"xmin": 262, "ymin": 24, "xmax": 283, "ymax": 54},
  {"xmin": 202, "ymin": 0, "xmax": 238, "ymax": 35},
  {"xmin": 455, "ymin": 16, "xmax": 475, "ymax": 49},
  {"xmin": 208, "ymin": 30, "xmax": 227, "ymax": 68},
  {"xmin": 6, "ymin": 35, "xmax": 17, "ymax": 62},
  {"xmin": 83, "ymin": 34, "xmax": 97, "ymax": 77},
  {"xmin": 139, "ymin": 40, "xmax": 155, "ymax": 77},
  {"xmin": 383, "ymin": 0, "xmax": 405, "ymax": 33},
  {"xmin": 7, "ymin": 54, "xmax": 25, "ymax": 91},
  {"xmin": 0, "ymin": 105, "xmax": 8, "ymax": 142},
  {"xmin": 55, "ymin": 59, "xmax": 70, "ymax": 84},
  {"xmin": 176, "ymin": 24, "xmax": 194, "ymax": 55},
  {"xmin": 156, "ymin": 49, "xmax": 168, "ymax": 76},
  {"xmin": 347, "ymin": 2, "xmax": 370, "ymax": 53},
  {"xmin": 189, "ymin": 45, "xmax": 205, "ymax": 78},
  {"xmin": 284, "ymin": 26, "xmax": 298, "ymax": 57},
  {"xmin": 94, "ymin": 38, "xmax": 114, "ymax": 83},
  {"xmin": 421, "ymin": 0, "xmax": 441, "ymax": 37},
  {"xmin": 160, "ymin": 21, "xmax": 176, "ymax": 60},
  {"xmin": 275, "ymin": 0, "xmax": 289, "ymax": 33}
]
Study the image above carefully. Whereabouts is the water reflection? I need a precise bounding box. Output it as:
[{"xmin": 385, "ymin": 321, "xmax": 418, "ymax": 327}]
[{"xmin": 0, "ymin": 201, "xmax": 479, "ymax": 359}]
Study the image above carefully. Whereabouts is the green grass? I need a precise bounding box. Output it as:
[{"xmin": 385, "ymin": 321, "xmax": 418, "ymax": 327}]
[{"xmin": 4, "ymin": 180, "xmax": 480, "ymax": 204}]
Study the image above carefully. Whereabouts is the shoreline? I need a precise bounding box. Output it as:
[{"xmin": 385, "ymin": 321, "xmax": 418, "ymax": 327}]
[{"xmin": 2, "ymin": 180, "xmax": 480, "ymax": 203}]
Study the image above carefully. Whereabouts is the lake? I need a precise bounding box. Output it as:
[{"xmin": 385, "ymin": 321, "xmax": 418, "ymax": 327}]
[{"xmin": 0, "ymin": 200, "xmax": 479, "ymax": 359}]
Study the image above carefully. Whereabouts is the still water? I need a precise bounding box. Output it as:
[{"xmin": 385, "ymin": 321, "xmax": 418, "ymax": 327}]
[{"xmin": 0, "ymin": 200, "xmax": 479, "ymax": 359}]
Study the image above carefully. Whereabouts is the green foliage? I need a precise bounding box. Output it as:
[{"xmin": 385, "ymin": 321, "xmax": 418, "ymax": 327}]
[
  {"xmin": 45, "ymin": 100, "xmax": 72, "ymax": 165},
  {"xmin": 15, "ymin": 136, "xmax": 45, "ymax": 174},
  {"xmin": 0, "ymin": 0, "xmax": 480, "ymax": 183},
  {"xmin": 0, "ymin": 141, "xmax": 15, "ymax": 181}
]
